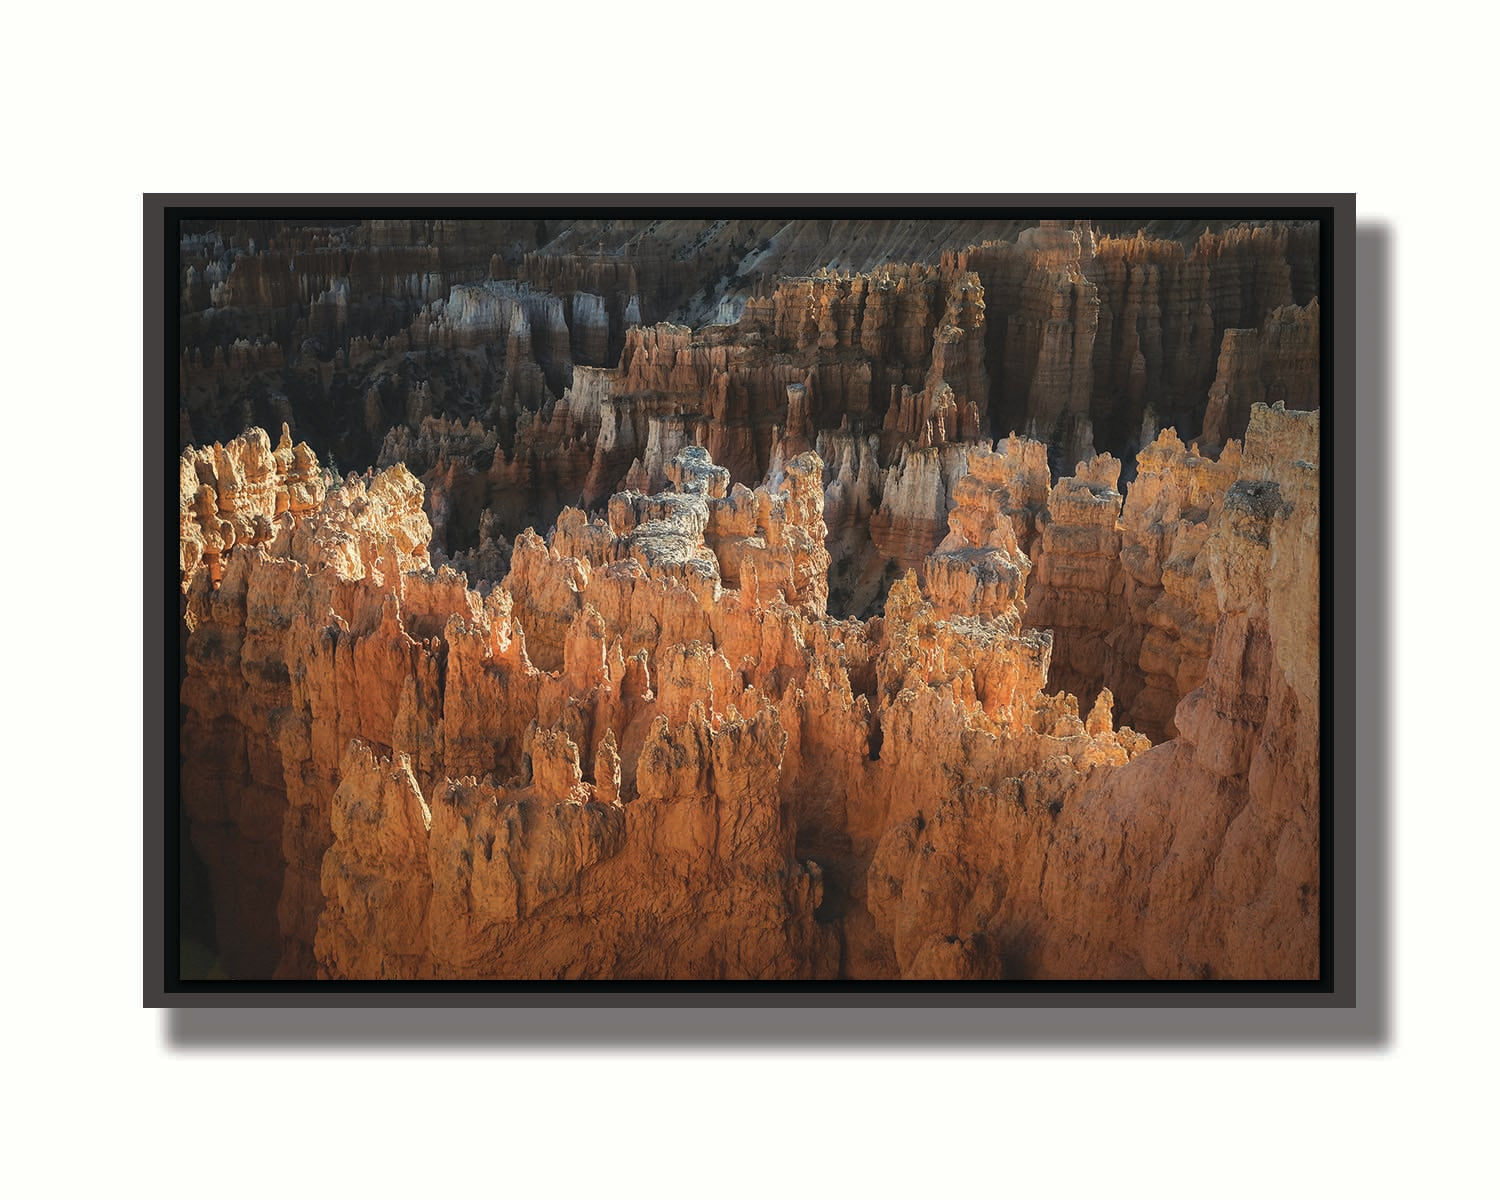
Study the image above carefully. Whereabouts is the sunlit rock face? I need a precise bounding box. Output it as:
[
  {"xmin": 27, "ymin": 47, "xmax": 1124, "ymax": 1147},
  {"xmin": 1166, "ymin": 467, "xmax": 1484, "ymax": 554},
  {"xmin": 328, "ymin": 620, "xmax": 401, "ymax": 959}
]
[{"xmin": 178, "ymin": 216, "xmax": 1321, "ymax": 981}]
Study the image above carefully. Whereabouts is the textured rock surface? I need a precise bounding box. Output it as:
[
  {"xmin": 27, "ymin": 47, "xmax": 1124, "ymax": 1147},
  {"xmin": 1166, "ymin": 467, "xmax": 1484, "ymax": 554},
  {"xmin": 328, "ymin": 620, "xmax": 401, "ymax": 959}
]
[
  {"xmin": 180, "ymin": 453, "xmax": 441, "ymax": 977},
  {"xmin": 866, "ymin": 402, "xmax": 1318, "ymax": 978},
  {"xmin": 177, "ymin": 217, "xmax": 1322, "ymax": 982},
  {"xmin": 868, "ymin": 443, "xmax": 971, "ymax": 580},
  {"xmin": 179, "ymin": 215, "xmax": 1318, "ymax": 627},
  {"xmin": 922, "ymin": 436, "xmax": 1044, "ymax": 622},
  {"xmin": 1112, "ymin": 429, "xmax": 1245, "ymax": 738},
  {"xmin": 1201, "ymin": 299, "xmax": 1320, "ymax": 450},
  {"xmin": 180, "ymin": 404, "xmax": 1316, "ymax": 981},
  {"xmin": 183, "ymin": 438, "xmax": 849, "ymax": 978},
  {"xmin": 1025, "ymin": 453, "xmax": 1127, "ymax": 706},
  {"xmin": 958, "ymin": 219, "xmax": 1318, "ymax": 467}
]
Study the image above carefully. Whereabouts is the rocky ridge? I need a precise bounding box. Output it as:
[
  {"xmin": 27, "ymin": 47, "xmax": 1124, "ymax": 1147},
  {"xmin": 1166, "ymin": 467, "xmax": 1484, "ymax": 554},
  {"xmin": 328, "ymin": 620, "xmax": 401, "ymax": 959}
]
[
  {"xmin": 177, "ymin": 216, "xmax": 1323, "ymax": 982},
  {"xmin": 180, "ymin": 217, "xmax": 1319, "ymax": 623},
  {"xmin": 180, "ymin": 397, "xmax": 1318, "ymax": 980}
]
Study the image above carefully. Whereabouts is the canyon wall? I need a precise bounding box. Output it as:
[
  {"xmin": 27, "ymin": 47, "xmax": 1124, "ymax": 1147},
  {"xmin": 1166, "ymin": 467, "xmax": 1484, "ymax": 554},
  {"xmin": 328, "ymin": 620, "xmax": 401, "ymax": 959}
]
[
  {"xmin": 870, "ymin": 403, "xmax": 1319, "ymax": 978},
  {"xmin": 177, "ymin": 216, "xmax": 1323, "ymax": 981},
  {"xmin": 180, "ymin": 400, "xmax": 1318, "ymax": 980},
  {"xmin": 180, "ymin": 217, "xmax": 1319, "ymax": 626},
  {"xmin": 957, "ymin": 219, "xmax": 1318, "ymax": 472}
]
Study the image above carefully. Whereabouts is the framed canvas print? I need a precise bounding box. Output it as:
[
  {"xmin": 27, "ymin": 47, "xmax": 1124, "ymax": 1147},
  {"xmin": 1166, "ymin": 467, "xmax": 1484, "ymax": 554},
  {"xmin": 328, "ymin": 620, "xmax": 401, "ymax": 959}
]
[{"xmin": 150, "ymin": 196, "xmax": 1355, "ymax": 1007}]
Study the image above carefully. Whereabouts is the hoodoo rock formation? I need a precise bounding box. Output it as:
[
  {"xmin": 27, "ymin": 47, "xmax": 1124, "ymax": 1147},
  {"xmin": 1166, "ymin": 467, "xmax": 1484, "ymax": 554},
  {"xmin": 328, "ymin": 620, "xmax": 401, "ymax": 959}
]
[{"xmin": 176, "ymin": 216, "xmax": 1324, "ymax": 981}]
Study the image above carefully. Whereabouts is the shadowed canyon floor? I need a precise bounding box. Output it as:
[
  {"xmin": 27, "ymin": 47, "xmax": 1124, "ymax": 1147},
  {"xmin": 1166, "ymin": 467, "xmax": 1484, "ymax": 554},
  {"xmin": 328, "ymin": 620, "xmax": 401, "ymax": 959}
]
[{"xmin": 176, "ymin": 216, "xmax": 1321, "ymax": 980}]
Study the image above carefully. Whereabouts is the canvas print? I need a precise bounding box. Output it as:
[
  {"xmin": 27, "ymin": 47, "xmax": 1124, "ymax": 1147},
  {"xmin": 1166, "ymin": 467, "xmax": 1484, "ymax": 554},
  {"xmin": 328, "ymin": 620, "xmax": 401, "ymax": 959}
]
[{"xmin": 174, "ymin": 208, "xmax": 1325, "ymax": 983}]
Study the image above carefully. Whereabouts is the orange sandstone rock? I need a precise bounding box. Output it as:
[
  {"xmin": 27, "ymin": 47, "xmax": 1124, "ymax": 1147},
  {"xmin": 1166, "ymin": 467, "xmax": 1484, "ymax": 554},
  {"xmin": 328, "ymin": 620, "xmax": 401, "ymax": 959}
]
[{"xmin": 178, "ymin": 235, "xmax": 1322, "ymax": 982}]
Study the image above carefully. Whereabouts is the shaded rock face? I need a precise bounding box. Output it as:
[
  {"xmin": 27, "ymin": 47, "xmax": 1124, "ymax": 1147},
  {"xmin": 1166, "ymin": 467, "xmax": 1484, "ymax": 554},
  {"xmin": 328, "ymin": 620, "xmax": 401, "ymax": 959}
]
[
  {"xmin": 180, "ymin": 217, "xmax": 1319, "ymax": 626},
  {"xmin": 180, "ymin": 396, "xmax": 1318, "ymax": 981},
  {"xmin": 957, "ymin": 219, "xmax": 1318, "ymax": 470},
  {"xmin": 1109, "ymin": 430, "xmax": 1245, "ymax": 740},
  {"xmin": 1024, "ymin": 455, "xmax": 1127, "ymax": 707},
  {"xmin": 876, "ymin": 403, "xmax": 1319, "ymax": 980},
  {"xmin": 1201, "ymin": 299, "xmax": 1320, "ymax": 450},
  {"xmin": 182, "ymin": 437, "xmax": 848, "ymax": 979},
  {"xmin": 177, "ymin": 216, "xmax": 1321, "ymax": 981}
]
